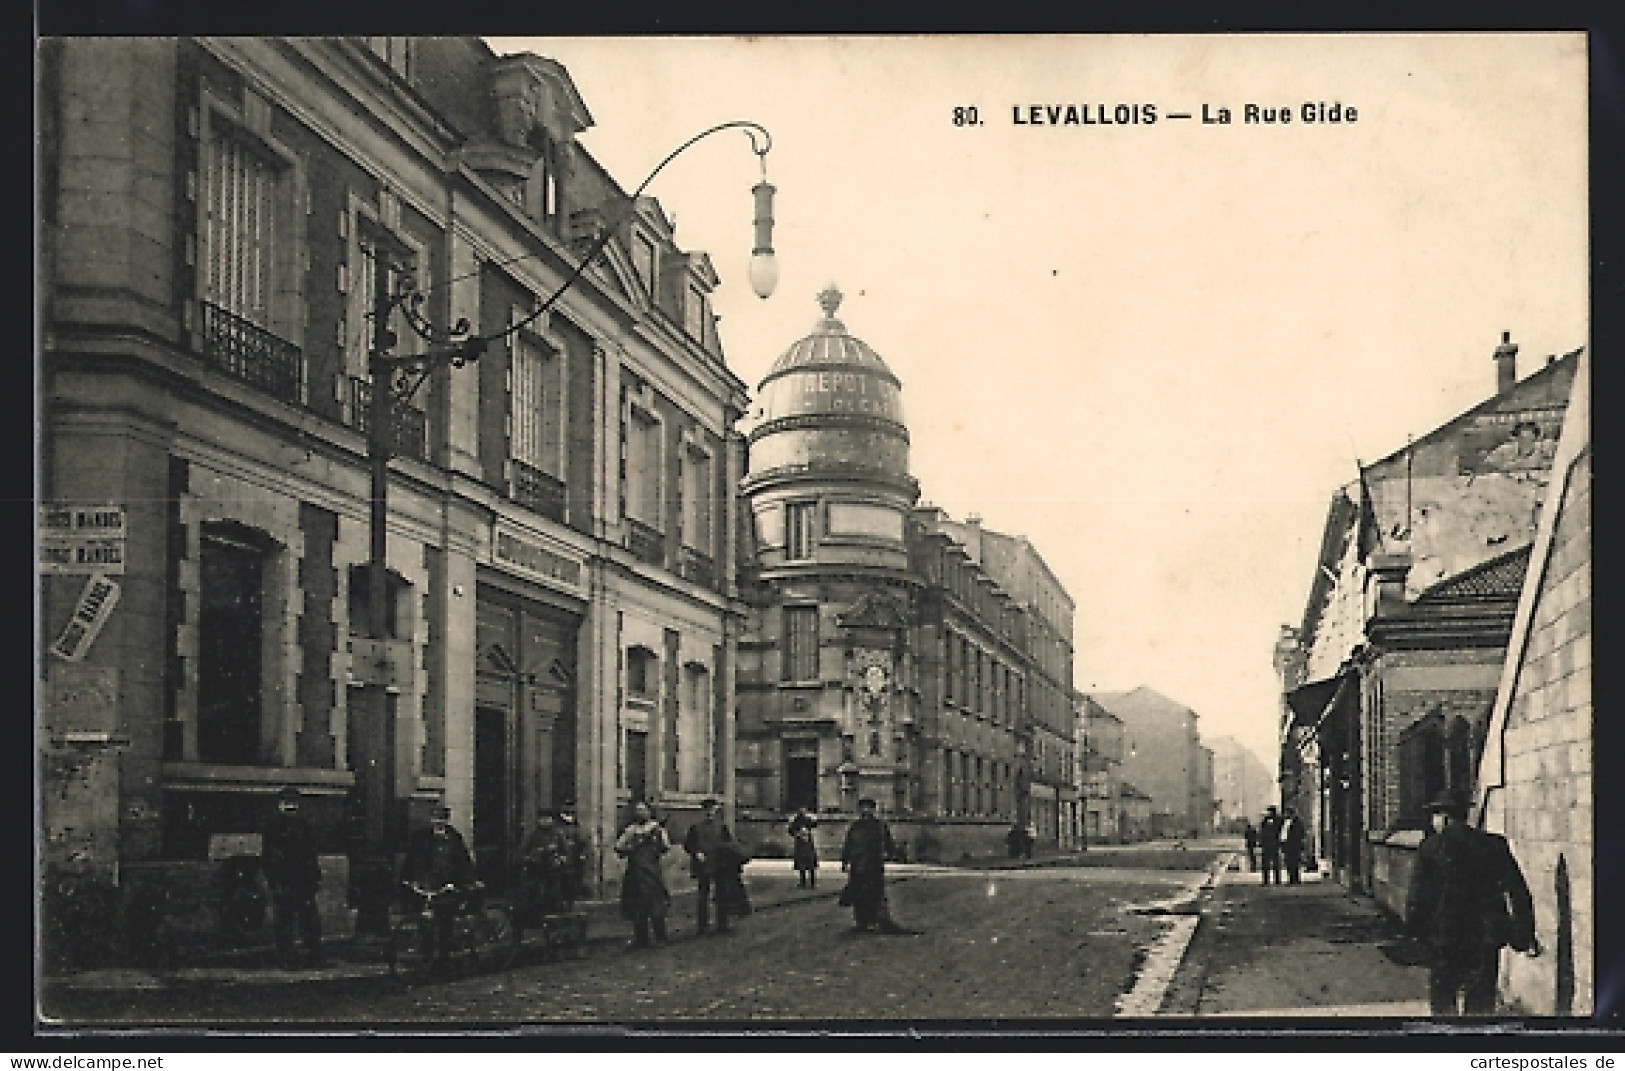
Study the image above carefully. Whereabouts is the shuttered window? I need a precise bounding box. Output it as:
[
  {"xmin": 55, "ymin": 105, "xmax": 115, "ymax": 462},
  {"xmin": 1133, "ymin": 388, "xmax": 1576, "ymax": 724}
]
[
  {"xmin": 511, "ymin": 334, "xmax": 548, "ymax": 470},
  {"xmin": 783, "ymin": 606, "xmax": 819, "ymax": 682},
  {"xmin": 204, "ymin": 133, "xmax": 279, "ymax": 327}
]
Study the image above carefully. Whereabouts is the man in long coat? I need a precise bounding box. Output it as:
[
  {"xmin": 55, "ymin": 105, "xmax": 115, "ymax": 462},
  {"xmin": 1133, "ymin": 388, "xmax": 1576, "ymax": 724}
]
[
  {"xmin": 1281, "ymin": 806, "xmax": 1308, "ymax": 884},
  {"xmin": 262, "ymin": 786, "xmax": 323, "ymax": 965},
  {"xmin": 1406, "ymin": 791, "xmax": 1537, "ymax": 1015},
  {"xmin": 840, "ymin": 798, "xmax": 896, "ymax": 932},
  {"xmin": 615, "ymin": 801, "xmax": 671, "ymax": 948},
  {"xmin": 401, "ymin": 804, "xmax": 477, "ymax": 963}
]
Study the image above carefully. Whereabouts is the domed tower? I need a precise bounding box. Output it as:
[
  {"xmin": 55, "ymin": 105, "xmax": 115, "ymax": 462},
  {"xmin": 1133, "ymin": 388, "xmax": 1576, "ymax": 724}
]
[
  {"xmin": 743, "ymin": 284, "xmax": 919, "ymax": 574},
  {"xmin": 735, "ymin": 285, "xmax": 923, "ymax": 829}
]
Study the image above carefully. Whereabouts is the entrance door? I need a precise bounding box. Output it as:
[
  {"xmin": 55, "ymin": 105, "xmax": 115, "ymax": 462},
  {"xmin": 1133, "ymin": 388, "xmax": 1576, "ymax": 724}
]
[
  {"xmin": 784, "ymin": 739, "xmax": 819, "ymax": 812},
  {"xmin": 626, "ymin": 729, "xmax": 648, "ymax": 804},
  {"xmin": 474, "ymin": 706, "xmax": 511, "ymax": 885}
]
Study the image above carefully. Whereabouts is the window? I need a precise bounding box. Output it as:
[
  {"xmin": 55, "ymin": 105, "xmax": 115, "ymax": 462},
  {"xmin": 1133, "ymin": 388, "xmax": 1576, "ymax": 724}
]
[
  {"xmin": 624, "ymin": 406, "xmax": 662, "ymax": 527},
  {"xmin": 366, "ymin": 37, "xmax": 413, "ymax": 80},
  {"xmin": 346, "ymin": 224, "xmax": 421, "ymax": 378},
  {"xmin": 684, "ymin": 284, "xmax": 706, "ymax": 341},
  {"xmin": 196, "ymin": 524, "xmax": 271, "ymax": 765},
  {"xmin": 632, "ymin": 233, "xmax": 658, "ymax": 298},
  {"xmin": 784, "ymin": 606, "xmax": 819, "ymax": 682},
  {"xmin": 681, "ymin": 445, "xmax": 713, "ymax": 554},
  {"xmin": 626, "ymin": 646, "xmax": 657, "ymax": 700},
  {"xmin": 510, "ymin": 329, "xmax": 563, "ymax": 478},
  {"xmin": 203, "ymin": 130, "xmax": 282, "ymax": 329},
  {"xmin": 679, "ymin": 664, "xmax": 710, "ymax": 792},
  {"xmin": 944, "ymin": 632, "xmax": 958, "ymax": 704},
  {"xmin": 786, "ymin": 502, "xmax": 817, "ymax": 560}
]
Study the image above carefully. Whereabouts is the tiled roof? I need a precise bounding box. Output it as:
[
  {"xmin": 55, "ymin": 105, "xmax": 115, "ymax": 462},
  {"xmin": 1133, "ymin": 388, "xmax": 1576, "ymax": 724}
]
[{"xmin": 1417, "ymin": 543, "xmax": 1533, "ymax": 601}]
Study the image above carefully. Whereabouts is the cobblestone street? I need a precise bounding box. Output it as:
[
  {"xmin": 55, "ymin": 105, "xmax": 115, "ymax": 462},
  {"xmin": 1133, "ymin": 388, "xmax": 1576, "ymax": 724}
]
[{"xmin": 44, "ymin": 850, "xmax": 1219, "ymax": 1026}]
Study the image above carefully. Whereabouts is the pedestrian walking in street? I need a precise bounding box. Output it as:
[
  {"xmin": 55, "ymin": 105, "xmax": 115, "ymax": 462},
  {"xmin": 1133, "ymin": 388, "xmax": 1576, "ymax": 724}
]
[
  {"xmin": 615, "ymin": 800, "xmax": 671, "ymax": 949},
  {"xmin": 1281, "ymin": 807, "xmax": 1307, "ymax": 885},
  {"xmin": 401, "ymin": 804, "xmax": 478, "ymax": 967},
  {"xmin": 1242, "ymin": 820, "xmax": 1258, "ymax": 872},
  {"xmin": 554, "ymin": 799, "xmax": 589, "ymax": 902},
  {"xmin": 840, "ymin": 797, "xmax": 907, "ymax": 933},
  {"xmin": 1257, "ymin": 805, "xmax": 1284, "ymax": 885},
  {"xmin": 262, "ymin": 786, "xmax": 324, "ymax": 966},
  {"xmin": 1405, "ymin": 791, "xmax": 1538, "ymax": 1016},
  {"xmin": 788, "ymin": 807, "xmax": 820, "ymax": 888},
  {"xmin": 683, "ymin": 797, "xmax": 738, "ymax": 935}
]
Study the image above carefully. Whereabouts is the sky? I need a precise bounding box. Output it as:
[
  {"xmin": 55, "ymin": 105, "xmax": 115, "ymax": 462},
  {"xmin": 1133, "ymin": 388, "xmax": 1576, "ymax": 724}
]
[{"xmin": 488, "ymin": 34, "xmax": 1588, "ymax": 774}]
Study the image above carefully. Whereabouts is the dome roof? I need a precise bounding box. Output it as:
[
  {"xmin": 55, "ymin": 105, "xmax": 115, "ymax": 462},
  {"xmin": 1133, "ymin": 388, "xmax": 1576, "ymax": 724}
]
[{"xmin": 762, "ymin": 285, "xmax": 898, "ymax": 384}]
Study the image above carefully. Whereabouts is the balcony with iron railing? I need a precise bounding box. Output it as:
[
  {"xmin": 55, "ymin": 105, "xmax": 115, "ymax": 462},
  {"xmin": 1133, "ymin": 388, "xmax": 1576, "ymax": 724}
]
[
  {"xmin": 625, "ymin": 517, "xmax": 666, "ymax": 568},
  {"xmin": 678, "ymin": 545, "xmax": 716, "ymax": 588},
  {"xmin": 506, "ymin": 458, "xmax": 566, "ymax": 523},
  {"xmin": 200, "ymin": 301, "xmax": 305, "ymax": 406},
  {"xmin": 345, "ymin": 376, "xmax": 428, "ymax": 462}
]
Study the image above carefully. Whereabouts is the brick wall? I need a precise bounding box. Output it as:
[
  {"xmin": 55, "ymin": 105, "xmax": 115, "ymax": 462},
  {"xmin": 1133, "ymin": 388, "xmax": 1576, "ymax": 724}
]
[{"xmin": 1496, "ymin": 446, "xmax": 1590, "ymax": 1015}]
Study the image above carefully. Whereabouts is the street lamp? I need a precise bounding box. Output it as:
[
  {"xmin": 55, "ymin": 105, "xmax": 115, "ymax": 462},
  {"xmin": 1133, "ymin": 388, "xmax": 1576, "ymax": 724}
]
[{"xmin": 348, "ymin": 120, "xmax": 777, "ymax": 947}]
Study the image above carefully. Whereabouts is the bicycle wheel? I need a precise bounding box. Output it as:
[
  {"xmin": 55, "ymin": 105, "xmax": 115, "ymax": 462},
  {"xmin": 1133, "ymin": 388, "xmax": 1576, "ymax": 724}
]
[{"xmin": 473, "ymin": 902, "xmax": 521, "ymax": 971}]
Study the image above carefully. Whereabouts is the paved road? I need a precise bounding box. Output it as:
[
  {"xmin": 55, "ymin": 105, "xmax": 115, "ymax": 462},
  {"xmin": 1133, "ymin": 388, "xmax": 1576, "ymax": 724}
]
[{"xmin": 47, "ymin": 850, "xmax": 1221, "ymax": 1026}]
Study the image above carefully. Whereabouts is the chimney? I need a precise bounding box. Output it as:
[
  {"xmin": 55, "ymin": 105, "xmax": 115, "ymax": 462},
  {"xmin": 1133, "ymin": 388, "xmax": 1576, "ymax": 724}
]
[{"xmin": 1493, "ymin": 331, "xmax": 1518, "ymax": 394}]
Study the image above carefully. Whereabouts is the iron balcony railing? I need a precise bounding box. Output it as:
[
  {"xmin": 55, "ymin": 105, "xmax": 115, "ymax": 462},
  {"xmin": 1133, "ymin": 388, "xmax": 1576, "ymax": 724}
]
[
  {"xmin": 200, "ymin": 301, "xmax": 304, "ymax": 405},
  {"xmin": 679, "ymin": 545, "xmax": 716, "ymax": 588},
  {"xmin": 506, "ymin": 458, "xmax": 566, "ymax": 523},
  {"xmin": 625, "ymin": 517, "xmax": 666, "ymax": 568},
  {"xmin": 345, "ymin": 376, "xmax": 428, "ymax": 461}
]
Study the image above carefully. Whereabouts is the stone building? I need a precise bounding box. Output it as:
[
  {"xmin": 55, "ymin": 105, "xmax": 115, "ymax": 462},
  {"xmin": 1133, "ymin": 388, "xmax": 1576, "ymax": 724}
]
[
  {"xmin": 1078, "ymin": 694, "xmax": 1126, "ymax": 843},
  {"xmin": 1088, "ymin": 687, "xmax": 1208, "ymax": 838},
  {"xmin": 1207, "ymin": 735, "xmax": 1273, "ymax": 834},
  {"xmin": 38, "ymin": 36, "xmax": 751, "ymax": 955},
  {"xmin": 732, "ymin": 287, "xmax": 1078, "ymax": 861},
  {"xmin": 1279, "ymin": 337, "xmax": 1581, "ymax": 901},
  {"xmin": 1476, "ymin": 348, "xmax": 1590, "ymax": 1015}
]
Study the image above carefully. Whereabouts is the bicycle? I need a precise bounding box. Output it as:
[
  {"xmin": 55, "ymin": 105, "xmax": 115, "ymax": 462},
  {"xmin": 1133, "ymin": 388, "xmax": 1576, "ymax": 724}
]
[{"xmin": 388, "ymin": 880, "xmax": 519, "ymax": 979}]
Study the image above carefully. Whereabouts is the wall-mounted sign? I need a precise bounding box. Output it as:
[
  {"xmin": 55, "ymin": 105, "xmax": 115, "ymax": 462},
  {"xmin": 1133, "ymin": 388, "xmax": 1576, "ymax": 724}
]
[
  {"xmin": 49, "ymin": 574, "xmax": 121, "ymax": 662},
  {"xmin": 492, "ymin": 524, "xmax": 585, "ymax": 593},
  {"xmin": 40, "ymin": 505, "xmax": 127, "ymax": 575}
]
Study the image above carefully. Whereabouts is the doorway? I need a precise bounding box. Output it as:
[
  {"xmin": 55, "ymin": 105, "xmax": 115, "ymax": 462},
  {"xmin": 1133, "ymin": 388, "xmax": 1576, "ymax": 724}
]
[
  {"xmin": 625, "ymin": 729, "xmax": 648, "ymax": 804},
  {"xmin": 474, "ymin": 705, "xmax": 511, "ymax": 885},
  {"xmin": 784, "ymin": 738, "xmax": 819, "ymax": 812}
]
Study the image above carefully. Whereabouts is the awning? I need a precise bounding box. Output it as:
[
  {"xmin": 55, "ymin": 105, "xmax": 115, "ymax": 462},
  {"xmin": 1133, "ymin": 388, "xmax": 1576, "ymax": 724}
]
[{"xmin": 1285, "ymin": 676, "xmax": 1342, "ymax": 727}]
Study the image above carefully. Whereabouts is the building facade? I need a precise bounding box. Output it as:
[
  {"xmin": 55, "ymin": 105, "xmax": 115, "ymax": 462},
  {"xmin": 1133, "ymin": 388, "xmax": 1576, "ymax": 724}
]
[
  {"xmin": 732, "ymin": 288, "xmax": 1077, "ymax": 861},
  {"xmin": 1279, "ymin": 337, "xmax": 1581, "ymax": 904},
  {"xmin": 39, "ymin": 36, "xmax": 752, "ymax": 955},
  {"xmin": 1089, "ymin": 687, "xmax": 1208, "ymax": 839},
  {"xmin": 1207, "ymin": 735, "xmax": 1273, "ymax": 834},
  {"xmin": 1077, "ymin": 694, "xmax": 1126, "ymax": 843}
]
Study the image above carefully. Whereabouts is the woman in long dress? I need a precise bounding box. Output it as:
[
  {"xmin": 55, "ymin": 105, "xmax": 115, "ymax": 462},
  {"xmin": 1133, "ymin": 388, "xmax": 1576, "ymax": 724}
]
[{"xmin": 615, "ymin": 800, "xmax": 671, "ymax": 948}]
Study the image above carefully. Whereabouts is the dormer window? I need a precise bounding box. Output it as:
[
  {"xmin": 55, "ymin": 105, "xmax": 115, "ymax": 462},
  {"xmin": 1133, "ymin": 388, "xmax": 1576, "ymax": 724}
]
[
  {"xmin": 632, "ymin": 233, "xmax": 658, "ymax": 299},
  {"xmin": 684, "ymin": 283, "xmax": 706, "ymax": 342}
]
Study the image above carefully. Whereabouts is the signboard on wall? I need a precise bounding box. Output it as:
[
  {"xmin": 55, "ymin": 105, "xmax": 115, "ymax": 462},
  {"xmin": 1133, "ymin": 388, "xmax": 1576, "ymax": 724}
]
[
  {"xmin": 491, "ymin": 522, "xmax": 585, "ymax": 594},
  {"xmin": 48, "ymin": 574, "xmax": 122, "ymax": 662},
  {"xmin": 39, "ymin": 505, "xmax": 127, "ymax": 575}
]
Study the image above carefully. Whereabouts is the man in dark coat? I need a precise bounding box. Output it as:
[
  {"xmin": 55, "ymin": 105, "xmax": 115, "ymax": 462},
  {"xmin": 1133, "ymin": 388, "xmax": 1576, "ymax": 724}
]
[
  {"xmin": 401, "ymin": 804, "xmax": 477, "ymax": 963},
  {"xmin": 555, "ymin": 799, "xmax": 589, "ymax": 903},
  {"xmin": 788, "ymin": 807, "xmax": 819, "ymax": 889},
  {"xmin": 1406, "ymin": 791, "xmax": 1538, "ymax": 1016},
  {"xmin": 1281, "ymin": 806, "xmax": 1308, "ymax": 884},
  {"xmin": 262, "ymin": 786, "xmax": 323, "ymax": 965},
  {"xmin": 615, "ymin": 800, "xmax": 671, "ymax": 948},
  {"xmin": 1242, "ymin": 820, "xmax": 1258, "ymax": 872},
  {"xmin": 840, "ymin": 798, "xmax": 896, "ymax": 932},
  {"xmin": 1257, "ymin": 805, "xmax": 1284, "ymax": 885},
  {"xmin": 683, "ymin": 797, "xmax": 738, "ymax": 934}
]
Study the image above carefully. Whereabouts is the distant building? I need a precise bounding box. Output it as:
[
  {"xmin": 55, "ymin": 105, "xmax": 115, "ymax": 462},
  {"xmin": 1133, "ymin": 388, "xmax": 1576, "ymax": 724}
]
[
  {"xmin": 732, "ymin": 288, "xmax": 1078, "ymax": 861},
  {"xmin": 1208, "ymin": 735, "xmax": 1273, "ymax": 833},
  {"xmin": 1088, "ymin": 687, "xmax": 1207, "ymax": 838},
  {"xmin": 1078, "ymin": 694, "xmax": 1125, "ymax": 843}
]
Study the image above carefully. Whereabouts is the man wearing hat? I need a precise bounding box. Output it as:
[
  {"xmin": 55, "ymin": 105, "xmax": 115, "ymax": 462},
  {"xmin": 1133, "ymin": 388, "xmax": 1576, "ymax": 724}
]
[
  {"xmin": 682, "ymin": 797, "xmax": 739, "ymax": 935},
  {"xmin": 1257, "ymin": 805, "xmax": 1285, "ymax": 885},
  {"xmin": 1406, "ymin": 790, "xmax": 1537, "ymax": 1015},
  {"xmin": 263, "ymin": 786, "xmax": 324, "ymax": 965},
  {"xmin": 402, "ymin": 803, "xmax": 477, "ymax": 963},
  {"xmin": 839, "ymin": 797, "xmax": 896, "ymax": 932}
]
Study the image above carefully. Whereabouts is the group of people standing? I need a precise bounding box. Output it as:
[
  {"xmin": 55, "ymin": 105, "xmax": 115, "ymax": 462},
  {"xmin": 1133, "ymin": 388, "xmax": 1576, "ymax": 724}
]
[{"xmin": 1241, "ymin": 804, "xmax": 1309, "ymax": 885}]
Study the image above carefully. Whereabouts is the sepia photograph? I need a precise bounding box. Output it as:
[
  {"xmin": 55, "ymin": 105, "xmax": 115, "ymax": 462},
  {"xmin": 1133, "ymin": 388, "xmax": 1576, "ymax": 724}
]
[{"xmin": 35, "ymin": 31, "xmax": 1594, "ymax": 1035}]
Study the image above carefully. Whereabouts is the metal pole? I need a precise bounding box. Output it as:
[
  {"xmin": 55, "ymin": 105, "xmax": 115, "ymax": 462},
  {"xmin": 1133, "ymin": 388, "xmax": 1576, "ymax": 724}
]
[{"xmin": 351, "ymin": 244, "xmax": 398, "ymax": 944}]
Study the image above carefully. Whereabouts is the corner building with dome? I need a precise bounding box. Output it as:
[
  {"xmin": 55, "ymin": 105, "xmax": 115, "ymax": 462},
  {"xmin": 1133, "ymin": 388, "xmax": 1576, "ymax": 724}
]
[{"xmin": 733, "ymin": 287, "xmax": 1080, "ymax": 860}]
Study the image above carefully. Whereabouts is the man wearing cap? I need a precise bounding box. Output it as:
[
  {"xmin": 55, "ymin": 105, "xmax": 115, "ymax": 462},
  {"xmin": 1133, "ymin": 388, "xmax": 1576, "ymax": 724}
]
[
  {"xmin": 682, "ymin": 797, "xmax": 738, "ymax": 935},
  {"xmin": 1406, "ymin": 790, "xmax": 1538, "ymax": 1015},
  {"xmin": 555, "ymin": 800, "xmax": 590, "ymax": 903},
  {"xmin": 402, "ymin": 804, "xmax": 477, "ymax": 964},
  {"xmin": 262, "ymin": 786, "xmax": 324, "ymax": 965}
]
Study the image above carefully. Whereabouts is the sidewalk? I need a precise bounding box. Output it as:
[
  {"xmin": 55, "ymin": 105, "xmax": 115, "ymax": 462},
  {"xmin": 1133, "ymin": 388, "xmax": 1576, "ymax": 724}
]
[{"xmin": 1155, "ymin": 855, "xmax": 1431, "ymax": 1018}]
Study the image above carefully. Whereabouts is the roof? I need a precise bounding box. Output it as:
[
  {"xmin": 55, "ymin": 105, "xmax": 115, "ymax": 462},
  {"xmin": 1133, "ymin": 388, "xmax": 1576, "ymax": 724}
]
[
  {"xmin": 1416, "ymin": 543, "xmax": 1532, "ymax": 602},
  {"xmin": 1088, "ymin": 686, "xmax": 1198, "ymax": 723},
  {"xmin": 762, "ymin": 284, "xmax": 898, "ymax": 384}
]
